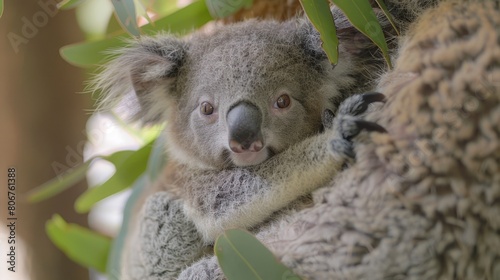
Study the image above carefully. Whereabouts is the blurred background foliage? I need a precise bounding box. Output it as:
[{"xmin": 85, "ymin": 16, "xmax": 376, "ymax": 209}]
[{"xmin": 1, "ymin": 0, "xmax": 393, "ymax": 279}]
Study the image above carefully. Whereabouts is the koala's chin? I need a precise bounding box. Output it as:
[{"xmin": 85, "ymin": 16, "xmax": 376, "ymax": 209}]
[{"xmin": 229, "ymin": 148, "xmax": 270, "ymax": 167}]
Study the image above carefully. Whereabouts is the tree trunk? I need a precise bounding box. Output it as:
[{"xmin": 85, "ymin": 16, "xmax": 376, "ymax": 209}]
[{"xmin": 0, "ymin": 1, "xmax": 90, "ymax": 279}]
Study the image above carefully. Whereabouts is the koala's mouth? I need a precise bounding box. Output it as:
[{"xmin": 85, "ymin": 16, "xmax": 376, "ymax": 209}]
[{"xmin": 230, "ymin": 148, "xmax": 272, "ymax": 167}]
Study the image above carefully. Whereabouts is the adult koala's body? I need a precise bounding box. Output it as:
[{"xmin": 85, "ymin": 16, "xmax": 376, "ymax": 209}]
[
  {"xmin": 180, "ymin": 1, "xmax": 500, "ymax": 279},
  {"xmin": 96, "ymin": 6, "xmax": 391, "ymax": 280}
]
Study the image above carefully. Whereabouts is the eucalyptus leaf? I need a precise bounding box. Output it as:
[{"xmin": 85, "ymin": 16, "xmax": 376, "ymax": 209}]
[
  {"xmin": 27, "ymin": 161, "xmax": 91, "ymax": 203},
  {"xmin": 300, "ymin": 0, "xmax": 338, "ymax": 64},
  {"xmin": 46, "ymin": 214, "xmax": 111, "ymax": 273},
  {"xmin": 151, "ymin": 0, "xmax": 178, "ymax": 15},
  {"xmin": 373, "ymin": 0, "xmax": 399, "ymax": 35},
  {"xmin": 206, "ymin": 0, "xmax": 253, "ymax": 19},
  {"xmin": 60, "ymin": 35, "xmax": 127, "ymax": 68},
  {"xmin": 102, "ymin": 150, "xmax": 136, "ymax": 166},
  {"xmin": 330, "ymin": 0, "xmax": 392, "ymax": 68},
  {"xmin": 74, "ymin": 141, "xmax": 154, "ymax": 213},
  {"xmin": 106, "ymin": 13, "xmax": 124, "ymax": 35},
  {"xmin": 111, "ymin": 0, "xmax": 140, "ymax": 36},
  {"xmin": 0, "ymin": 0, "xmax": 4, "ymax": 18},
  {"xmin": 57, "ymin": 0, "xmax": 87, "ymax": 10},
  {"xmin": 141, "ymin": 0, "xmax": 213, "ymax": 35},
  {"xmin": 215, "ymin": 229, "xmax": 302, "ymax": 280}
]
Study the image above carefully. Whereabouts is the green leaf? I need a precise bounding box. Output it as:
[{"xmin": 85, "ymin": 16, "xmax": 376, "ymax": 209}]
[
  {"xmin": 60, "ymin": 1, "xmax": 213, "ymax": 68},
  {"xmin": 141, "ymin": 0, "xmax": 213, "ymax": 35},
  {"xmin": 46, "ymin": 214, "xmax": 111, "ymax": 273},
  {"xmin": 74, "ymin": 141, "xmax": 154, "ymax": 213},
  {"xmin": 57, "ymin": 0, "xmax": 87, "ymax": 10},
  {"xmin": 27, "ymin": 162, "xmax": 91, "ymax": 203},
  {"xmin": 215, "ymin": 229, "xmax": 303, "ymax": 280},
  {"xmin": 102, "ymin": 150, "xmax": 136, "ymax": 166},
  {"xmin": 330, "ymin": 0, "xmax": 392, "ymax": 68},
  {"xmin": 373, "ymin": 0, "xmax": 399, "ymax": 35},
  {"xmin": 0, "ymin": 0, "xmax": 4, "ymax": 18},
  {"xmin": 106, "ymin": 13, "xmax": 124, "ymax": 35},
  {"xmin": 150, "ymin": 0, "xmax": 179, "ymax": 15},
  {"xmin": 111, "ymin": 0, "xmax": 140, "ymax": 36},
  {"xmin": 300, "ymin": 0, "xmax": 339, "ymax": 64},
  {"xmin": 206, "ymin": 0, "xmax": 253, "ymax": 19},
  {"xmin": 60, "ymin": 35, "xmax": 127, "ymax": 68}
]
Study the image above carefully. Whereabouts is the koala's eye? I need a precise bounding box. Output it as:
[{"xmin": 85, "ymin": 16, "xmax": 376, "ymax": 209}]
[
  {"xmin": 275, "ymin": 94, "xmax": 291, "ymax": 109},
  {"xmin": 200, "ymin": 101, "xmax": 214, "ymax": 115}
]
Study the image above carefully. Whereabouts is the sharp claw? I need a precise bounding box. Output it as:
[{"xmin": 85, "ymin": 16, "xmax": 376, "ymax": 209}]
[
  {"xmin": 350, "ymin": 92, "xmax": 386, "ymax": 116},
  {"xmin": 361, "ymin": 92, "xmax": 386, "ymax": 104},
  {"xmin": 354, "ymin": 120, "xmax": 388, "ymax": 134}
]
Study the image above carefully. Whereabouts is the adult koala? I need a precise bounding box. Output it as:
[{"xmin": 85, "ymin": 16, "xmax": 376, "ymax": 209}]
[{"xmin": 179, "ymin": 1, "xmax": 500, "ymax": 279}]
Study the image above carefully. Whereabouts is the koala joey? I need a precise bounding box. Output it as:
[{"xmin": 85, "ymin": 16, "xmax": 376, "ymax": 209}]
[{"xmin": 95, "ymin": 7, "xmax": 390, "ymax": 280}]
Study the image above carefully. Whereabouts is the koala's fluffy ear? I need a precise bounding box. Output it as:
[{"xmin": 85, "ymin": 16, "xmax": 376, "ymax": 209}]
[{"xmin": 93, "ymin": 36, "xmax": 186, "ymax": 124}]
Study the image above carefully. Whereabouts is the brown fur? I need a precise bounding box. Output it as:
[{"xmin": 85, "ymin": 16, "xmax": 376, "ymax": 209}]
[{"xmin": 262, "ymin": 1, "xmax": 500, "ymax": 278}]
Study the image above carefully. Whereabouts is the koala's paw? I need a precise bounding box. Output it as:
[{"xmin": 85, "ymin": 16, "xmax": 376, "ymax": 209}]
[
  {"xmin": 138, "ymin": 192, "xmax": 203, "ymax": 279},
  {"xmin": 177, "ymin": 256, "xmax": 225, "ymax": 280},
  {"xmin": 324, "ymin": 92, "xmax": 387, "ymax": 160}
]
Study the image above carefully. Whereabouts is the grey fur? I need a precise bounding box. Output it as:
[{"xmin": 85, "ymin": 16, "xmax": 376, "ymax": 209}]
[
  {"xmin": 134, "ymin": 193, "xmax": 202, "ymax": 279},
  {"xmin": 178, "ymin": 256, "xmax": 223, "ymax": 280}
]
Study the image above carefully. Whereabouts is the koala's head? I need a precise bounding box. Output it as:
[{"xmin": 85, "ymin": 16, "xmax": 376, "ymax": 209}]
[{"xmin": 96, "ymin": 12, "xmax": 388, "ymax": 170}]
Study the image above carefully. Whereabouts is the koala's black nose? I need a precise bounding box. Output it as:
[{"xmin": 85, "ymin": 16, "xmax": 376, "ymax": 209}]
[{"xmin": 227, "ymin": 102, "xmax": 264, "ymax": 153}]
